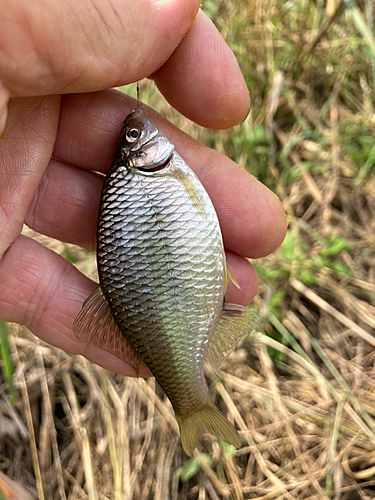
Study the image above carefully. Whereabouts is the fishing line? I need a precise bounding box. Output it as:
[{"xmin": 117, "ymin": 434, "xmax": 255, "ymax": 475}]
[{"xmin": 136, "ymin": 81, "xmax": 140, "ymax": 109}]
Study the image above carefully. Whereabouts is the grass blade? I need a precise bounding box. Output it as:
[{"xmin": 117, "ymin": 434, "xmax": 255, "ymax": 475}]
[
  {"xmin": 0, "ymin": 322, "xmax": 16, "ymax": 405},
  {"xmin": 344, "ymin": 0, "xmax": 375, "ymax": 58}
]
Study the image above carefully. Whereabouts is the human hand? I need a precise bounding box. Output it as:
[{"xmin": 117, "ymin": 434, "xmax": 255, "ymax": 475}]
[{"xmin": 0, "ymin": 1, "xmax": 287, "ymax": 377}]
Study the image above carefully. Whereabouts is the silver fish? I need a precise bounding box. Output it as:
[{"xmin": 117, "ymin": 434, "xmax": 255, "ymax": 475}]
[{"xmin": 74, "ymin": 108, "xmax": 256, "ymax": 456}]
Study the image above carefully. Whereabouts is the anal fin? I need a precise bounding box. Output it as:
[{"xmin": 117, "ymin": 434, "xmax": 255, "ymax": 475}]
[
  {"xmin": 73, "ymin": 286, "xmax": 141, "ymax": 375},
  {"xmin": 206, "ymin": 303, "xmax": 257, "ymax": 373}
]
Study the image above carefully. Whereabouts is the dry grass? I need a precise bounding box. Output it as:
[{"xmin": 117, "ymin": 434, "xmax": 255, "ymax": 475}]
[
  {"xmin": 1, "ymin": 0, "xmax": 375, "ymax": 498},
  {"xmin": 2, "ymin": 183, "xmax": 374, "ymax": 499}
]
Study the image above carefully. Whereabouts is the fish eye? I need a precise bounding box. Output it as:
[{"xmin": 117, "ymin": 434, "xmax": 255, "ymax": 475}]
[{"xmin": 125, "ymin": 127, "xmax": 141, "ymax": 143}]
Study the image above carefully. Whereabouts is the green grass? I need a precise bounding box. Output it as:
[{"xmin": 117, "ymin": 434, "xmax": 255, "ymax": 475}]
[{"xmin": 0, "ymin": 322, "xmax": 15, "ymax": 405}]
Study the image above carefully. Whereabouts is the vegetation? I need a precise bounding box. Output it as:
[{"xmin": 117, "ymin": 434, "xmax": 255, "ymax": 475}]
[{"xmin": 1, "ymin": 0, "xmax": 375, "ymax": 498}]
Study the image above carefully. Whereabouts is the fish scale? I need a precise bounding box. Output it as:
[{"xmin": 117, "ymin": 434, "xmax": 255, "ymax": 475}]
[{"xmin": 98, "ymin": 157, "xmax": 223, "ymax": 414}]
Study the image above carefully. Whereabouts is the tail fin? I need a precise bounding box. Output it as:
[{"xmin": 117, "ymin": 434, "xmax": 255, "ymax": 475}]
[{"xmin": 176, "ymin": 402, "xmax": 241, "ymax": 456}]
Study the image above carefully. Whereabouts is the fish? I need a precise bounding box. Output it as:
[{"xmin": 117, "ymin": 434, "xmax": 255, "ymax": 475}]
[{"xmin": 73, "ymin": 107, "xmax": 257, "ymax": 456}]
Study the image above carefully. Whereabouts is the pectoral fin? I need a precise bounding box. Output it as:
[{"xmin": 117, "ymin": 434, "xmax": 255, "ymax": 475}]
[
  {"xmin": 206, "ymin": 303, "xmax": 257, "ymax": 373},
  {"xmin": 73, "ymin": 286, "xmax": 141, "ymax": 375}
]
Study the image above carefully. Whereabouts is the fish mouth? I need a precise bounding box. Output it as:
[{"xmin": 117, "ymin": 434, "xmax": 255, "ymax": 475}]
[{"xmin": 136, "ymin": 153, "xmax": 173, "ymax": 173}]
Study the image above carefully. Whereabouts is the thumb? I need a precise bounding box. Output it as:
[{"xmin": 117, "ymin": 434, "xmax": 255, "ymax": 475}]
[{"xmin": 0, "ymin": 0, "xmax": 199, "ymax": 97}]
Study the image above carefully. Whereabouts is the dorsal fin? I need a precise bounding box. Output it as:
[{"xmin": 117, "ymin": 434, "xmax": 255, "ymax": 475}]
[
  {"xmin": 73, "ymin": 286, "xmax": 142, "ymax": 375},
  {"xmin": 206, "ymin": 303, "xmax": 257, "ymax": 373}
]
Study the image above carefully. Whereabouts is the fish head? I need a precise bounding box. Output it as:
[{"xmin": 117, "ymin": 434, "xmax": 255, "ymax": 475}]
[{"xmin": 115, "ymin": 108, "xmax": 174, "ymax": 172}]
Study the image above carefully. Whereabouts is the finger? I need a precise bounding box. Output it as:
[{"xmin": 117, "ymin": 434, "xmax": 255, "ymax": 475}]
[
  {"xmin": 0, "ymin": 0, "xmax": 199, "ymax": 97},
  {"xmin": 0, "ymin": 2, "xmax": 248, "ymax": 129},
  {"xmin": 152, "ymin": 10, "xmax": 250, "ymax": 129},
  {"xmin": 26, "ymin": 159, "xmax": 102, "ymax": 250},
  {"xmin": 51, "ymin": 91, "xmax": 286, "ymax": 258},
  {"xmin": 0, "ymin": 235, "xmax": 151, "ymax": 377},
  {"xmin": 0, "ymin": 95, "xmax": 60, "ymax": 258},
  {"xmin": 0, "ymin": 236, "xmax": 255, "ymax": 376}
]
